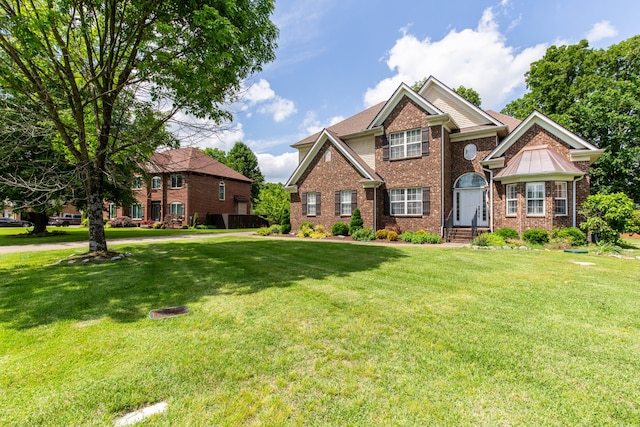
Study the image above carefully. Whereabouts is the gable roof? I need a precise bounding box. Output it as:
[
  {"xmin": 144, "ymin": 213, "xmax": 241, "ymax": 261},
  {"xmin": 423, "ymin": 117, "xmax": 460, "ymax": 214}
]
[
  {"xmin": 368, "ymin": 83, "xmax": 443, "ymax": 129},
  {"xmin": 494, "ymin": 145, "xmax": 584, "ymax": 183},
  {"xmin": 292, "ymin": 102, "xmax": 386, "ymax": 147},
  {"xmin": 285, "ymin": 129, "xmax": 383, "ymax": 190},
  {"xmin": 148, "ymin": 147, "xmax": 252, "ymax": 182},
  {"xmin": 484, "ymin": 111, "xmax": 602, "ymax": 164}
]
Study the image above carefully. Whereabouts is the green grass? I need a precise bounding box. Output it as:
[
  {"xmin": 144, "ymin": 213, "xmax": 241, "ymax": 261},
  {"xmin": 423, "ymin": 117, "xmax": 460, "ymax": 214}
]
[
  {"xmin": 1, "ymin": 237, "xmax": 640, "ymax": 425},
  {"xmin": 0, "ymin": 226, "xmax": 255, "ymax": 246}
]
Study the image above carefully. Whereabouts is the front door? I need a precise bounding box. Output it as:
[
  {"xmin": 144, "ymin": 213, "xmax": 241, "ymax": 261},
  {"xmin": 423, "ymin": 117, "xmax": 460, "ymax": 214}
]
[
  {"xmin": 453, "ymin": 188, "xmax": 488, "ymax": 227},
  {"xmin": 151, "ymin": 201, "xmax": 161, "ymax": 222}
]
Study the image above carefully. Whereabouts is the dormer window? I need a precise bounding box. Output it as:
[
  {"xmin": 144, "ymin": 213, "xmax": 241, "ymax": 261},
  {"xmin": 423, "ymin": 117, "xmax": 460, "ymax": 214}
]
[{"xmin": 170, "ymin": 174, "xmax": 183, "ymax": 188}]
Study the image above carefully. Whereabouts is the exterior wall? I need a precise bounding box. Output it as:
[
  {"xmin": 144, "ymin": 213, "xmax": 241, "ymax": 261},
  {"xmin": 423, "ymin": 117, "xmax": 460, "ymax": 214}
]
[
  {"xmin": 290, "ymin": 141, "xmax": 373, "ymax": 232},
  {"xmin": 491, "ymin": 125, "xmax": 592, "ymax": 234},
  {"xmin": 346, "ymin": 135, "xmax": 376, "ymax": 170},
  {"xmin": 375, "ymin": 97, "xmax": 442, "ymax": 234}
]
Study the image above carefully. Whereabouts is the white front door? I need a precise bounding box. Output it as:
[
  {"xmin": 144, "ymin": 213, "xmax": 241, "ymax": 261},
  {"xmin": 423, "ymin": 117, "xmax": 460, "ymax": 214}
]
[{"xmin": 454, "ymin": 189, "xmax": 488, "ymax": 227}]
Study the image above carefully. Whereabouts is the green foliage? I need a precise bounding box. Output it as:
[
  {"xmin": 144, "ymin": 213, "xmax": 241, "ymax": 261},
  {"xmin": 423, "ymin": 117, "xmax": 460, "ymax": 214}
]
[
  {"xmin": 280, "ymin": 223, "xmax": 291, "ymax": 234},
  {"xmin": 331, "ymin": 222, "xmax": 350, "ymax": 236},
  {"xmin": 202, "ymin": 147, "xmax": 228, "ymax": 165},
  {"xmin": 472, "ymin": 233, "xmax": 507, "ymax": 247},
  {"xmin": 523, "ymin": 228, "xmax": 550, "ymax": 245},
  {"xmin": 387, "ymin": 231, "xmax": 398, "ymax": 241},
  {"xmin": 299, "ymin": 221, "xmax": 314, "ymax": 231},
  {"xmin": 253, "ymin": 183, "xmax": 290, "ymax": 225},
  {"xmin": 494, "ymin": 227, "xmax": 519, "ymax": 240},
  {"xmin": 400, "ymin": 230, "xmax": 442, "ymax": 244},
  {"xmin": 192, "ymin": 212, "xmax": 199, "ymax": 227},
  {"xmin": 309, "ymin": 224, "xmax": 330, "ymax": 239},
  {"xmin": 552, "ymin": 227, "xmax": 587, "ymax": 246},
  {"xmin": 595, "ymin": 240, "xmax": 624, "ymax": 255},
  {"xmin": 351, "ymin": 227, "xmax": 375, "ymax": 242},
  {"xmin": 501, "ymin": 36, "xmax": 640, "ymax": 202},
  {"xmin": 350, "ymin": 208, "xmax": 364, "ymax": 234},
  {"xmin": 227, "ymin": 142, "xmax": 265, "ymax": 201},
  {"xmin": 454, "ymin": 86, "xmax": 482, "ymax": 107},
  {"xmin": 256, "ymin": 225, "xmax": 281, "ymax": 236},
  {"xmin": 580, "ymin": 193, "xmax": 640, "ymax": 243}
]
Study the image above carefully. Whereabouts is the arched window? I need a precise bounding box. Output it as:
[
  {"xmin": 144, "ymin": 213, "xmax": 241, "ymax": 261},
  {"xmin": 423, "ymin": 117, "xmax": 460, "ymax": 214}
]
[
  {"xmin": 454, "ymin": 173, "xmax": 487, "ymax": 189},
  {"xmin": 219, "ymin": 182, "xmax": 225, "ymax": 200}
]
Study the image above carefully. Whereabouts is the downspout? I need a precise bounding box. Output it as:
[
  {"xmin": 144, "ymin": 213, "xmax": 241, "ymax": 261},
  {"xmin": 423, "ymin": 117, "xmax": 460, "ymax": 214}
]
[
  {"xmin": 572, "ymin": 175, "xmax": 584, "ymax": 228},
  {"xmin": 441, "ymin": 124, "xmax": 445, "ymax": 235},
  {"xmin": 373, "ymin": 186, "xmax": 377, "ymax": 232},
  {"xmin": 483, "ymin": 167, "xmax": 494, "ymax": 232}
]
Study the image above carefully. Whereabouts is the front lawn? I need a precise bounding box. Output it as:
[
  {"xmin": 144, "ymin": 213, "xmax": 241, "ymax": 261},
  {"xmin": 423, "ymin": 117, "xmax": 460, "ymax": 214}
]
[
  {"xmin": 0, "ymin": 226, "xmax": 255, "ymax": 246},
  {"xmin": 1, "ymin": 237, "xmax": 639, "ymax": 425}
]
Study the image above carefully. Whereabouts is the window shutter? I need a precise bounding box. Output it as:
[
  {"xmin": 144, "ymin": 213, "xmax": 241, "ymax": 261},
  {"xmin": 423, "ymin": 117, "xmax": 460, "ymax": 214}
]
[
  {"xmin": 422, "ymin": 187, "xmax": 431, "ymax": 216},
  {"xmin": 383, "ymin": 190, "xmax": 390, "ymax": 216},
  {"xmin": 335, "ymin": 191, "xmax": 340, "ymax": 215},
  {"xmin": 316, "ymin": 192, "xmax": 321, "ymax": 215},
  {"xmin": 351, "ymin": 190, "xmax": 358, "ymax": 213},
  {"xmin": 382, "ymin": 134, "xmax": 389, "ymax": 160},
  {"xmin": 302, "ymin": 192, "xmax": 307, "ymax": 216},
  {"xmin": 421, "ymin": 128, "xmax": 430, "ymax": 156}
]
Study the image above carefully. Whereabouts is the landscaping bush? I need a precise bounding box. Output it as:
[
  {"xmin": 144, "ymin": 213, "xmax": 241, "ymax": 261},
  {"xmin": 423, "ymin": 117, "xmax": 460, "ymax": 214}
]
[
  {"xmin": 494, "ymin": 227, "xmax": 519, "ymax": 240},
  {"xmin": 310, "ymin": 225, "xmax": 330, "ymax": 239},
  {"xmin": 350, "ymin": 208, "xmax": 364, "ymax": 234},
  {"xmin": 387, "ymin": 230, "xmax": 398, "ymax": 241},
  {"xmin": 351, "ymin": 227, "xmax": 375, "ymax": 241},
  {"xmin": 400, "ymin": 230, "xmax": 442, "ymax": 244},
  {"xmin": 331, "ymin": 222, "xmax": 350, "ymax": 236},
  {"xmin": 472, "ymin": 232, "xmax": 506, "ymax": 247},
  {"xmin": 297, "ymin": 224, "xmax": 313, "ymax": 238},
  {"xmin": 257, "ymin": 225, "xmax": 281, "ymax": 236},
  {"xmin": 375, "ymin": 229, "xmax": 388, "ymax": 240},
  {"xmin": 552, "ymin": 227, "xmax": 587, "ymax": 246},
  {"xmin": 299, "ymin": 221, "xmax": 313, "ymax": 231},
  {"xmin": 280, "ymin": 223, "xmax": 291, "ymax": 234},
  {"xmin": 108, "ymin": 216, "xmax": 136, "ymax": 228},
  {"xmin": 523, "ymin": 228, "xmax": 549, "ymax": 245}
]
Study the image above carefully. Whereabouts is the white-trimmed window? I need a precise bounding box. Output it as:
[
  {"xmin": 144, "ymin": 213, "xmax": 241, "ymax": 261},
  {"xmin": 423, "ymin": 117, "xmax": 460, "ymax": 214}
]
[
  {"xmin": 506, "ymin": 184, "xmax": 517, "ymax": 216},
  {"xmin": 307, "ymin": 192, "xmax": 317, "ymax": 216},
  {"xmin": 390, "ymin": 187, "xmax": 422, "ymax": 216},
  {"xmin": 526, "ymin": 182, "xmax": 545, "ymax": 216},
  {"xmin": 132, "ymin": 176, "xmax": 143, "ymax": 190},
  {"xmin": 340, "ymin": 190, "xmax": 352, "ymax": 216},
  {"xmin": 389, "ymin": 129, "xmax": 421, "ymax": 159},
  {"xmin": 170, "ymin": 174, "xmax": 183, "ymax": 189},
  {"xmin": 151, "ymin": 176, "xmax": 161, "ymax": 190},
  {"xmin": 131, "ymin": 203, "xmax": 143, "ymax": 220},
  {"xmin": 554, "ymin": 182, "xmax": 568, "ymax": 216},
  {"xmin": 108, "ymin": 203, "xmax": 117, "ymax": 219},
  {"xmin": 219, "ymin": 182, "xmax": 225, "ymax": 200},
  {"xmin": 170, "ymin": 202, "xmax": 184, "ymax": 216}
]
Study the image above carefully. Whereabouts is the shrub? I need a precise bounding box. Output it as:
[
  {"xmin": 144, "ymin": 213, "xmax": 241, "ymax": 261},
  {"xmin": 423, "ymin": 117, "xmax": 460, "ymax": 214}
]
[
  {"xmin": 494, "ymin": 227, "xmax": 519, "ymax": 240},
  {"xmin": 387, "ymin": 230, "xmax": 398, "ymax": 241},
  {"xmin": 297, "ymin": 224, "xmax": 313, "ymax": 238},
  {"xmin": 351, "ymin": 227, "xmax": 375, "ymax": 241},
  {"xmin": 580, "ymin": 192, "xmax": 640, "ymax": 244},
  {"xmin": 257, "ymin": 225, "xmax": 281, "ymax": 236},
  {"xmin": 472, "ymin": 232, "xmax": 506, "ymax": 247},
  {"xmin": 375, "ymin": 229, "xmax": 388, "ymax": 240},
  {"xmin": 552, "ymin": 227, "xmax": 587, "ymax": 246},
  {"xmin": 192, "ymin": 212, "xmax": 199, "ymax": 227},
  {"xmin": 153, "ymin": 222, "xmax": 162, "ymax": 229},
  {"xmin": 299, "ymin": 221, "xmax": 313, "ymax": 231},
  {"xmin": 522, "ymin": 228, "xmax": 549, "ymax": 245},
  {"xmin": 108, "ymin": 216, "xmax": 136, "ymax": 228},
  {"xmin": 280, "ymin": 223, "xmax": 291, "ymax": 234},
  {"xmin": 350, "ymin": 208, "xmax": 364, "ymax": 234},
  {"xmin": 331, "ymin": 222, "xmax": 350, "ymax": 236},
  {"xmin": 181, "ymin": 225, "xmax": 189, "ymax": 229},
  {"xmin": 400, "ymin": 230, "xmax": 442, "ymax": 244}
]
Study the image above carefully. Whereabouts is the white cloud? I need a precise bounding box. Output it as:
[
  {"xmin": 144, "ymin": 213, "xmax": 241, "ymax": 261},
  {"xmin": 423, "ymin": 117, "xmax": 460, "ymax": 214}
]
[
  {"xmin": 363, "ymin": 6, "xmax": 548, "ymax": 110},
  {"xmin": 258, "ymin": 97, "xmax": 297, "ymax": 122},
  {"xmin": 256, "ymin": 152, "xmax": 299, "ymax": 184},
  {"xmin": 245, "ymin": 79, "xmax": 276, "ymax": 106},
  {"xmin": 586, "ymin": 21, "xmax": 618, "ymax": 43},
  {"xmin": 300, "ymin": 111, "xmax": 345, "ymax": 135}
]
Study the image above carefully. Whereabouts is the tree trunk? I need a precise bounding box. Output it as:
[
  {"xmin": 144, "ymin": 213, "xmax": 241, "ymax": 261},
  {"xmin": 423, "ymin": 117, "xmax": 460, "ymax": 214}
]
[
  {"xmin": 32, "ymin": 212, "xmax": 48, "ymax": 234},
  {"xmin": 86, "ymin": 175, "xmax": 107, "ymax": 253}
]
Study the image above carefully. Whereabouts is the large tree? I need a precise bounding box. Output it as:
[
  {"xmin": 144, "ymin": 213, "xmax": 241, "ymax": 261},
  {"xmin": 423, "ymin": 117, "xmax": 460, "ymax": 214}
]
[
  {"xmin": 502, "ymin": 37, "xmax": 640, "ymax": 202},
  {"xmin": 0, "ymin": 0, "xmax": 278, "ymax": 252}
]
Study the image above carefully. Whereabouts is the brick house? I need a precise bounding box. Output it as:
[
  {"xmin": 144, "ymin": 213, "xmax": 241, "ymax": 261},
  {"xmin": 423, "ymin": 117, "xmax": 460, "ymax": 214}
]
[
  {"xmin": 108, "ymin": 147, "xmax": 252, "ymax": 226},
  {"xmin": 284, "ymin": 76, "xmax": 603, "ymax": 240}
]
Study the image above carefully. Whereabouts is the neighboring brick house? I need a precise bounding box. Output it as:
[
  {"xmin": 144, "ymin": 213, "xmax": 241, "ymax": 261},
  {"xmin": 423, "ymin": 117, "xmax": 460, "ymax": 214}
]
[
  {"xmin": 284, "ymin": 76, "xmax": 603, "ymax": 240},
  {"xmin": 108, "ymin": 147, "xmax": 252, "ymax": 226}
]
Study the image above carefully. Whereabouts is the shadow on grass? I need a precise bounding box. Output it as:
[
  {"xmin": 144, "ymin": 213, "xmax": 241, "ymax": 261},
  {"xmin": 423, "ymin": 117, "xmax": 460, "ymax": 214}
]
[{"xmin": 0, "ymin": 238, "xmax": 406, "ymax": 330}]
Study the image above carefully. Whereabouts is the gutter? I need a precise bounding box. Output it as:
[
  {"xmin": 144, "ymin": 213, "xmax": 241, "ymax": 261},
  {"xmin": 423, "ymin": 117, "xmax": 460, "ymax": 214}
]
[{"xmin": 483, "ymin": 167, "xmax": 494, "ymax": 232}]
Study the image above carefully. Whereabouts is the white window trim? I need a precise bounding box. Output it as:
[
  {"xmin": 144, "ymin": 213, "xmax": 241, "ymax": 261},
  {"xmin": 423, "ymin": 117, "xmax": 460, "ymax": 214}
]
[
  {"xmin": 131, "ymin": 203, "xmax": 143, "ymax": 220},
  {"xmin": 390, "ymin": 187, "xmax": 422, "ymax": 216},
  {"xmin": 108, "ymin": 203, "xmax": 117, "ymax": 219},
  {"xmin": 506, "ymin": 184, "xmax": 517, "ymax": 216},
  {"xmin": 219, "ymin": 182, "xmax": 225, "ymax": 201},
  {"xmin": 526, "ymin": 182, "xmax": 545, "ymax": 216},
  {"xmin": 307, "ymin": 192, "xmax": 317, "ymax": 216},
  {"xmin": 554, "ymin": 182, "xmax": 568, "ymax": 216},
  {"xmin": 389, "ymin": 129, "xmax": 421, "ymax": 160},
  {"xmin": 340, "ymin": 190, "xmax": 352, "ymax": 216},
  {"xmin": 151, "ymin": 176, "xmax": 162, "ymax": 190},
  {"xmin": 170, "ymin": 174, "xmax": 183, "ymax": 189},
  {"xmin": 170, "ymin": 202, "xmax": 184, "ymax": 216}
]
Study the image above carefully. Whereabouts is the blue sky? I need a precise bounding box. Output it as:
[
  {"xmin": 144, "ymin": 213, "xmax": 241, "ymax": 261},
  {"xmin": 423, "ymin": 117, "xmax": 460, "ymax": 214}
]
[{"xmin": 185, "ymin": 0, "xmax": 639, "ymax": 183}]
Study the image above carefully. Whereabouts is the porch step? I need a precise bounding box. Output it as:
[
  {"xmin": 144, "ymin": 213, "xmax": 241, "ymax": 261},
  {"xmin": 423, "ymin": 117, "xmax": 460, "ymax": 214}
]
[{"xmin": 447, "ymin": 227, "xmax": 490, "ymax": 243}]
